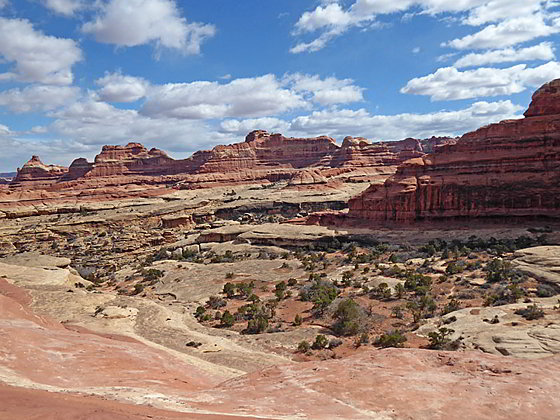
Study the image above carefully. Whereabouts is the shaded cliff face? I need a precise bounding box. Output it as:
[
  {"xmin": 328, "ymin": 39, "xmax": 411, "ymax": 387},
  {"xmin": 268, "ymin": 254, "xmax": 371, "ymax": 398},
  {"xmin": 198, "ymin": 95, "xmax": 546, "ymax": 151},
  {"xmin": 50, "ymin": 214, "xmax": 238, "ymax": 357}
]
[{"xmin": 348, "ymin": 79, "xmax": 560, "ymax": 222}]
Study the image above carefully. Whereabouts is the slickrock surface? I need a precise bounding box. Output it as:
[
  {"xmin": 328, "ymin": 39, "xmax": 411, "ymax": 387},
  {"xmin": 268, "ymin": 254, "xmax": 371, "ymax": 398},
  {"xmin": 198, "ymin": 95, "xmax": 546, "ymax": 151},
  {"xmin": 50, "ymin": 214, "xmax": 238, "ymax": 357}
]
[
  {"xmin": 418, "ymin": 299, "xmax": 560, "ymax": 359},
  {"xmin": 513, "ymin": 246, "xmax": 560, "ymax": 285},
  {"xmin": 348, "ymin": 79, "xmax": 560, "ymax": 222},
  {"xmin": 183, "ymin": 348, "xmax": 560, "ymax": 420},
  {"xmin": 3, "ymin": 263, "xmax": 560, "ymax": 420},
  {"xmin": 0, "ymin": 385, "xmax": 255, "ymax": 420}
]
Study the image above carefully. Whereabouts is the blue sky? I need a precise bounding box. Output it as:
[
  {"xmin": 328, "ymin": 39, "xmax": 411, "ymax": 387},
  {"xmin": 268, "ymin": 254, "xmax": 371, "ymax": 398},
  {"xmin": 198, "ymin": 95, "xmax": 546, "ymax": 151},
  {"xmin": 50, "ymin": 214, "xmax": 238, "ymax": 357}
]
[{"xmin": 0, "ymin": 0, "xmax": 559, "ymax": 171}]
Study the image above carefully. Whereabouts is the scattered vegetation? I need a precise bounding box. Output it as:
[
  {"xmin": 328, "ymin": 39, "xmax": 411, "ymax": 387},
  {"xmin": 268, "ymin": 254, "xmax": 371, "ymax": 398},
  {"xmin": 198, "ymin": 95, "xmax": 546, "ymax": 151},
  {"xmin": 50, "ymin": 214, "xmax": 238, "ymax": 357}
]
[
  {"xmin": 515, "ymin": 304, "xmax": 545, "ymax": 320},
  {"xmin": 375, "ymin": 330, "xmax": 407, "ymax": 348},
  {"xmin": 427, "ymin": 327, "xmax": 455, "ymax": 350}
]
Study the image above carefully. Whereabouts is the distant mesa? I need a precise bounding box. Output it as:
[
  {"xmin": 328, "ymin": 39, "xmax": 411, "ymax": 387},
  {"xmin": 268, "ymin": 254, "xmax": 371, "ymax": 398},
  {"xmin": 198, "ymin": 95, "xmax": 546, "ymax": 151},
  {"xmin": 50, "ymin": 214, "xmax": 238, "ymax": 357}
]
[{"xmin": 9, "ymin": 130, "xmax": 444, "ymax": 191}]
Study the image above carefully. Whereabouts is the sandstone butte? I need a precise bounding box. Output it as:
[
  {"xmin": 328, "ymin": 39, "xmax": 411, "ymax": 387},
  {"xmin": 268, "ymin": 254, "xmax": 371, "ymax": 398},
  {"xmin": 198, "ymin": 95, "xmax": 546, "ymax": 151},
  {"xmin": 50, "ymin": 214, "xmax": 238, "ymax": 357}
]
[
  {"xmin": 2, "ymin": 131, "xmax": 448, "ymax": 207},
  {"xmin": 347, "ymin": 79, "xmax": 560, "ymax": 223}
]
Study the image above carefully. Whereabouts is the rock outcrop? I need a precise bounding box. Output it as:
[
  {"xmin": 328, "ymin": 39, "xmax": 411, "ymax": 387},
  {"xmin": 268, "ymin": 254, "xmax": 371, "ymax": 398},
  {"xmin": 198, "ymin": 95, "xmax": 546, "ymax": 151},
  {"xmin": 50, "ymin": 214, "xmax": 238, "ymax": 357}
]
[
  {"xmin": 348, "ymin": 79, "xmax": 560, "ymax": 222},
  {"xmin": 513, "ymin": 246, "xmax": 560, "ymax": 286},
  {"xmin": 13, "ymin": 156, "xmax": 68, "ymax": 187},
  {"xmin": 3, "ymin": 131, "xmax": 445, "ymax": 215}
]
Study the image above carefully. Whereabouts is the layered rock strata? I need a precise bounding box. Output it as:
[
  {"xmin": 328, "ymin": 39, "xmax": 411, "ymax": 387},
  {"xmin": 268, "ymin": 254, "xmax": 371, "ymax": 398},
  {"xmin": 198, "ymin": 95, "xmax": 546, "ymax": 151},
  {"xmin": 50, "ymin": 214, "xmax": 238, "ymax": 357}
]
[
  {"xmin": 348, "ymin": 79, "xmax": 560, "ymax": 222},
  {"xmin": 13, "ymin": 156, "xmax": 68, "ymax": 187},
  {"xmin": 3, "ymin": 132, "xmax": 436, "ymax": 212}
]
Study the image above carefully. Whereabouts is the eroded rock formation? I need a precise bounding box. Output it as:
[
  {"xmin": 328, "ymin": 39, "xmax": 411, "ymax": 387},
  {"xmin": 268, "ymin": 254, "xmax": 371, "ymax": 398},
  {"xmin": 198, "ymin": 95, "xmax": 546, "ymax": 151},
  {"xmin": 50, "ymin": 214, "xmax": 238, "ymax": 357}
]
[
  {"xmin": 348, "ymin": 79, "xmax": 560, "ymax": 222},
  {"xmin": 3, "ymin": 131, "xmax": 440, "ymax": 216},
  {"xmin": 13, "ymin": 156, "xmax": 68, "ymax": 187}
]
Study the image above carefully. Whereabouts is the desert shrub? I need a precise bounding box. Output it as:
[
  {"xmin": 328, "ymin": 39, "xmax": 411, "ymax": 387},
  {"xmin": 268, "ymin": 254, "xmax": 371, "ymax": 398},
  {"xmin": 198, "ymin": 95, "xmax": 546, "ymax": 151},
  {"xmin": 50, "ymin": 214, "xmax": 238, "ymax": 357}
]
[
  {"xmin": 446, "ymin": 261, "xmax": 465, "ymax": 275},
  {"xmin": 341, "ymin": 271, "xmax": 354, "ymax": 287},
  {"xmin": 312, "ymin": 334, "xmax": 329, "ymax": 349},
  {"xmin": 394, "ymin": 283, "xmax": 405, "ymax": 299},
  {"xmin": 207, "ymin": 295, "xmax": 227, "ymax": 309},
  {"xmin": 297, "ymin": 340, "xmax": 311, "ymax": 353},
  {"xmin": 246, "ymin": 314, "xmax": 269, "ymax": 334},
  {"xmin": 211, "ymin": 250, "xmax": 237, "ymax": 264},
  {"xmin": 275, "ymin": 289, "xmax": 285, "ymax": 300},
  {"xmin": 237, "ymin": 281, "xmax": 255, "ymax": 298},
  {"xmin": 406, "ymin": 295, "xmax": 437, "ymax": 322},
  {"xmin": 300, "ymin": 279, "xmax": 339, "ymax": 315},
  {"xmin": 402, "ymin": 271, "xmax": 432, "ymax": 293},
  {"xmin": 427, "ymin": 327, "xmax": 455, "ymax": 349},
  {"xmin": 248, "ymin": 293, "xmax": 260, "ymax": 303},
  {"xmin": 419, "ymin": 244, "xmax": 437, "ymax": 257},
  {"xmin": 220, "ymin": 310, "xmax": 235, "ymax": 327},
  {"xmin": 370, "ymin": 282, "xmax": 392, "ymax": 300},
  {"xmin": 358, "ymin": 332, "xmax": 369, "ymax": 345},
  {"xmin": 537, "ymin": 284, "xmax": 557, "ymax": 298},
  {"xmin": 131, "ymin": 283, "xmax": 144, "ymax": 295},
  {"xmin": 182, "ymin": 248, "xmax": 198, "ymax": 259},
  {"xmin": 456, "ymin": 290, "xmax": 477, "ymax": 300},
  {"xmin": 276, "ymin": 281, "xmax": 287, "ymax": 291},
  {"xmin": 332, "ymin": 298, "xmax": 367, "ymax": 336},
  {"xmin": 195, "ymin": 305, "xmax": 206, "ymax": 318},
  {"xmin": 441, "ymin": 297, "xmax": 461, "ymax": 315},
  {"xmin": 287, "ymin": 278, "xmax": 298, "ymax": 287},
  {"xmin": 375, "ymin": 330, "xmax": 407, "ymax": 348},
  {"xmin": 142, "ymin": 268, "xmax": 164, "ymax": 282},
  {"xmin": 225, "ymin": 272, "xmax": 234, "ymax": 279},
  {"xmin": 484, "ymin": 284, "xmax": 525, "ymax": 306},
  {"xmin": 145, "ymin": 248, "xmax": 169, "ymax": 264},
  {"xmin": 293, "ymin": 314, "xmax": 303, "ymax": 326},
  {"xmin": 515, "ymin": 304, "xmax": 544, "ymax": 320},
  {"xmin": 391, "ymin": 305, "xmax": 404, "ymax": 319},
  {"xmin": 485, "ymin": 259, "xmax": 525, "ymax": 283},
  {"xmin": 223, "ymin": 282, "xmax": 236, "ymax": 298}
]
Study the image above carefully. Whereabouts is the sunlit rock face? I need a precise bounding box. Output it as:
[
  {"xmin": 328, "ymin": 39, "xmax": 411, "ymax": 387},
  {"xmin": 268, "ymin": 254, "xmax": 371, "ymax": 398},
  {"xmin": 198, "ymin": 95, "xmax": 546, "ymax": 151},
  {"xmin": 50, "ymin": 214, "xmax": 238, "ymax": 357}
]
[{"xmin": 348, "ymin": 79, "xmax": 560, "ymax": 222}]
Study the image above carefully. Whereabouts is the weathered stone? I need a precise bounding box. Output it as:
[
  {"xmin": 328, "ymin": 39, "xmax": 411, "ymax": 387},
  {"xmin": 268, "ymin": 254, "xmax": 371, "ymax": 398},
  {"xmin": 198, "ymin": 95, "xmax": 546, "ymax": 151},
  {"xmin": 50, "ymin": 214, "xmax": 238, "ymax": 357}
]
[
  {"xmin": 348, "ymin": 79, "xmax": 560, "ymax": 222},
  {"xmin": 513, "ymin": 246, "xmax": 560, "ymax": 286}
]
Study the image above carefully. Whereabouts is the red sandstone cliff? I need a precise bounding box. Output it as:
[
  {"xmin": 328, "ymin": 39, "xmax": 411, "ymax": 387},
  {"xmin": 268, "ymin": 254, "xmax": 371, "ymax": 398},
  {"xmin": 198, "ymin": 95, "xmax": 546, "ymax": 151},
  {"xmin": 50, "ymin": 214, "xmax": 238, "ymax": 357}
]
[
  {"xmin": 348, "ymin": 79, "xmax": 560, "ymax": 222},
  {"xmin": 12, "ymin": 156, "xmax": 68, "ymax": 188},
  {"xmin": 11, "ymin": 131, "xmax": 437, "ymax": 190}
]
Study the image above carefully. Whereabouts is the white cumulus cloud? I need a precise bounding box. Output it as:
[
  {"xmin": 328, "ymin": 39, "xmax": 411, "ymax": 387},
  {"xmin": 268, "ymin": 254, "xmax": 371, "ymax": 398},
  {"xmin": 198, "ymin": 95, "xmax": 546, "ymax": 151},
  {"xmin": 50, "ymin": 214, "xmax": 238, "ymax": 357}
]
[
  {"xmin": 41, "ymin": 0, "xmax": 84, "ymax": 16},
  {"xmin": 219, "ymin": 118, "xmax": 291, "ymax": 136},
  {"xmin": 284, "ymin": 73, "xmax": 364, "ymax": 105},
  {"xmin": 0, "ymin": 85, "xmax": 80, "ymax": 113},
  {"xmin": 401, "ymin": 62, "xmax": 560, "ymax": 101},
  {"xmin": 289, "ymin": 100, "xmax": 523, "ymax": 140},
  {"xmin": 454, "ymin": 42, "xmax": 556, "ymax": 68},
  {"xmin": 140, "ymin": 75, "xmax": 309, "ymax": 119},
  {"xmin": 291, "ymin": 1, "xmax": 560, "ymax": 53},
  {"xmin": 0, "ymin": 17, "xmax": 82, "ymax": 85},
  {"xmin": 95, "ymin": 72, "xmax": 150, "ymax": 102},
  {"xmin": 445, "ymin": 15, "xmax": 560, "ymax": 50},
  {"xmin": 82, "ymin": 0, "xmax": 216, "ymax": 54}
]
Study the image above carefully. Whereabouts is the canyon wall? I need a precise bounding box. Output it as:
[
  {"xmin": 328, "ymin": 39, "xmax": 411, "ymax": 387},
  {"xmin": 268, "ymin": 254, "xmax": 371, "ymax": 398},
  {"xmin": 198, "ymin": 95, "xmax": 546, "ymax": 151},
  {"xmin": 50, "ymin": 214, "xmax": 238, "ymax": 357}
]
[
  {"xmin": 348, "ymin": 79, "xmax": 560, "ymax": 222},
  {"xmin": 10, "ymin": 130, "xmax": 433, "ymax": 190}
]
